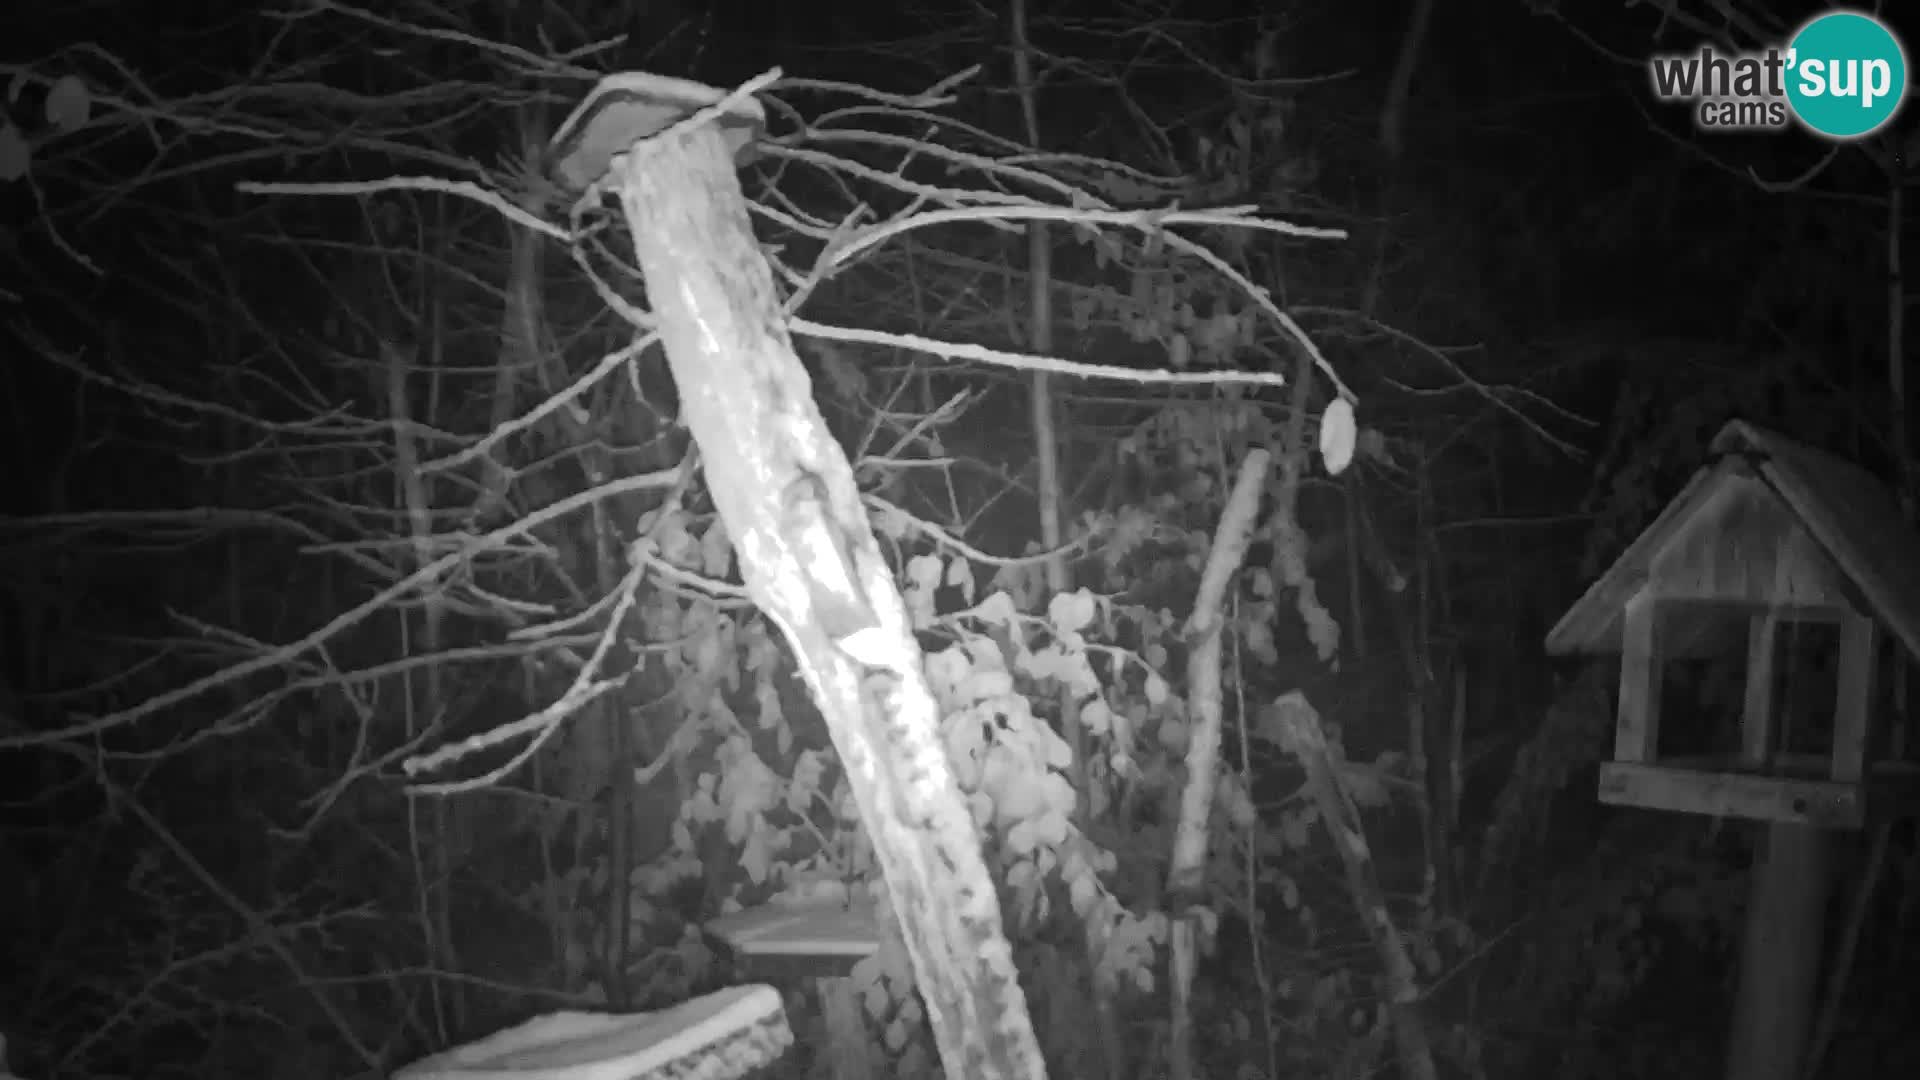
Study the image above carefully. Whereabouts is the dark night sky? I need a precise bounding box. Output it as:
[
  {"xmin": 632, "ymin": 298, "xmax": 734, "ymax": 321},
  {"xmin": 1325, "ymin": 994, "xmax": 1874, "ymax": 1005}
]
[
  {"xmin": 5, "ymin": 0, "xmax": 1909, "ymax": 531},
  {"xmin": 9, "ymin": 0, "xmax": 1904, "ymax": 341}
]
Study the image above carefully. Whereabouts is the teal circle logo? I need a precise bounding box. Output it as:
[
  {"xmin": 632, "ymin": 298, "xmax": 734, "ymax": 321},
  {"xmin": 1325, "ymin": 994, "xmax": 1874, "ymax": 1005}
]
[{"xmin": 1786, "ymin": 12, "xmax": 1907, "ymax": 139}]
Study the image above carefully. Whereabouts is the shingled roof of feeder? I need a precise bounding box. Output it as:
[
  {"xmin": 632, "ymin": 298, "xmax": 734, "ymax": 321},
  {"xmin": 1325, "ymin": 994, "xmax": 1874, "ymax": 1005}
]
[
  {"xmin": 706, "ymin": 898, "xmax": 881, "ymax": 980},
  {"xmin": 1547, "ymin": 419, "xmax": 1920, "ymax": 664}
]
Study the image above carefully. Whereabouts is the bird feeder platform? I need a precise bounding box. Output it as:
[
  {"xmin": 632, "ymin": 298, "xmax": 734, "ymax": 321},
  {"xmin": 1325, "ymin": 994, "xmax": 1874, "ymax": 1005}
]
[{"xmin": 706, "ymin": 898, "xmax": 883, "ymax": 1080}]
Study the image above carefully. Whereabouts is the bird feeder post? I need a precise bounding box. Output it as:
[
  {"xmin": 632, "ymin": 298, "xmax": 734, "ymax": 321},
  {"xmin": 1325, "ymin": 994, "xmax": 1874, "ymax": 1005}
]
[{"xmin": 1727, "ymin": 818, "xmax": 1830, "ymax": 1080}]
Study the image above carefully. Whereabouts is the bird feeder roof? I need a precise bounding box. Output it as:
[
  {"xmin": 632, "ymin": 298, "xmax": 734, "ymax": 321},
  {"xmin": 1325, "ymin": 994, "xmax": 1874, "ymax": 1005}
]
[{"xmin": 1546, "ymin": 419, "xmax": 1920, "ymax": 664}]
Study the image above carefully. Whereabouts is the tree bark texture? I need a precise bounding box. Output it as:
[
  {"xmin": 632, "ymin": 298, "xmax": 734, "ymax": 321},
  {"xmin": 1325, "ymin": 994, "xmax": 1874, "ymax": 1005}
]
[{"xmin": 604, "ymin": 123, "xmax": 1047, "ymax": 1080}]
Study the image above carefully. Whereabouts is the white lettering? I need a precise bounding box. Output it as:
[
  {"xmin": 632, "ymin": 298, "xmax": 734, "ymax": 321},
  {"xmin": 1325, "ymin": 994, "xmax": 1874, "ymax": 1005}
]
[
  {"xmin": 1798, "ymin": 57, "xmax": 1827, "ymax": 96},
  {"xmin": 1863, "ymin": 59, "xmax": 1893, "ymax": 108}
]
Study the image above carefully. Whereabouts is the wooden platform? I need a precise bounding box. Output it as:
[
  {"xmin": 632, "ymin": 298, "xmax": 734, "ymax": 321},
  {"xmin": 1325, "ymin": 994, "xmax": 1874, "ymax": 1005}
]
[{"xmin": 1598, "ymin": 755, "xmax": 1920, "ymax": 828}]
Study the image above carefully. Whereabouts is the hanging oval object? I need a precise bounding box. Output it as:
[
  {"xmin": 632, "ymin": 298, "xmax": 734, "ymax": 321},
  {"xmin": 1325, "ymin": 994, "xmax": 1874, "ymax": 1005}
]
[{"xmin": 1319, "ymin": 396, "xmax": 1357, "ymax": 476}]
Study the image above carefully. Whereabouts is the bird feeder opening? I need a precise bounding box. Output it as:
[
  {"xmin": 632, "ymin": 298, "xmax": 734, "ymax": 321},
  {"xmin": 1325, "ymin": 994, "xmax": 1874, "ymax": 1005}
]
[
  {"xmin": 1757, "ymin": 616, "xmax": 1844, "ymax": 763},
  {"xmin": 1615, "ymin": 589, "xmax": 1886, "ymax": 823}
]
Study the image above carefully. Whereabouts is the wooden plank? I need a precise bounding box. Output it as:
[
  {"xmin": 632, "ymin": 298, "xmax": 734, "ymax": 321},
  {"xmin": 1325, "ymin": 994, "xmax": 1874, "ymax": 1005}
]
[
  {"xmin": 1832, "ymin": 612, "xmax": 1877, "ymax": 784},
  {"xmin": 1742, "ymin": 615, "xmax": 1778, "ymax": 767},
  {"xmin": 724, "ymin": 950, "xmax": 866, "ymax": 980},
  {"xmin": 707, "ymin": 900, "xmax": 880, "ymax": 975},
  {"xmin": 1616, "ymin": 591, "xmax": 1661, "ymax": 763},
  {"xmin": 1596, "ymin": 762, "xmax": 1864, "ymax": 829}
]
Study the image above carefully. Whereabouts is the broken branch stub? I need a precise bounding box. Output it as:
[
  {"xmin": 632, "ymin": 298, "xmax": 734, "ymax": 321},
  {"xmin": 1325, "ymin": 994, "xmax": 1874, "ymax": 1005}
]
[
  {"xmin": 547, "ymin": 72, "xmax": 766, "ymax": 199},
  {"xmin": 553, "ymin": 73, "xmax": 1047, "ymax": 1080}
]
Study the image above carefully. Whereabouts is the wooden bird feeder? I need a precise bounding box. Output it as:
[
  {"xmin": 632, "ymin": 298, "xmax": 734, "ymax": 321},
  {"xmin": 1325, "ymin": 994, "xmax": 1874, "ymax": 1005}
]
[
  {"xmin": 1547, "ymin": 419, "xmax": 1920, "ymax": 827},
  {"xmin": 706, "ymin": 898, "xmax": 883, "ymax": 1080},
  {"xmin": 1546, "ymin": 419, "xmax": 1920, "ymax": 1080}
]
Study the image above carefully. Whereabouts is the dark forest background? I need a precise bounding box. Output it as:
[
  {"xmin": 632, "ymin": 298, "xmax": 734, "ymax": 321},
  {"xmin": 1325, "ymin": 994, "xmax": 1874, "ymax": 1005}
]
[{"xmin": 1, "ymin": 1, "xmax": 1915, "ymax": 1079}]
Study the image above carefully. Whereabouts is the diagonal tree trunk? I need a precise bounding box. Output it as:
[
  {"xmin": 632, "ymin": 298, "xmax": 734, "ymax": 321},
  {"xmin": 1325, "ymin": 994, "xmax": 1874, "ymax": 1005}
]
[{"xmin": 589, "ymin": 103, "xmax": 1049, "ymax": 1080}]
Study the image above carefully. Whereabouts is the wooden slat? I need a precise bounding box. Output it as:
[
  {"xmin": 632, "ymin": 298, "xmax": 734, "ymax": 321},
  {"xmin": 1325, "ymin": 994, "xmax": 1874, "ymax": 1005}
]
[
  {"xmin": 1615, "ymin": 591, "xmax": 1661, "ymax": 763},
  {"xmin": 1597, "ymin": 762, "xmax": 1863, "ymax": 829}
]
